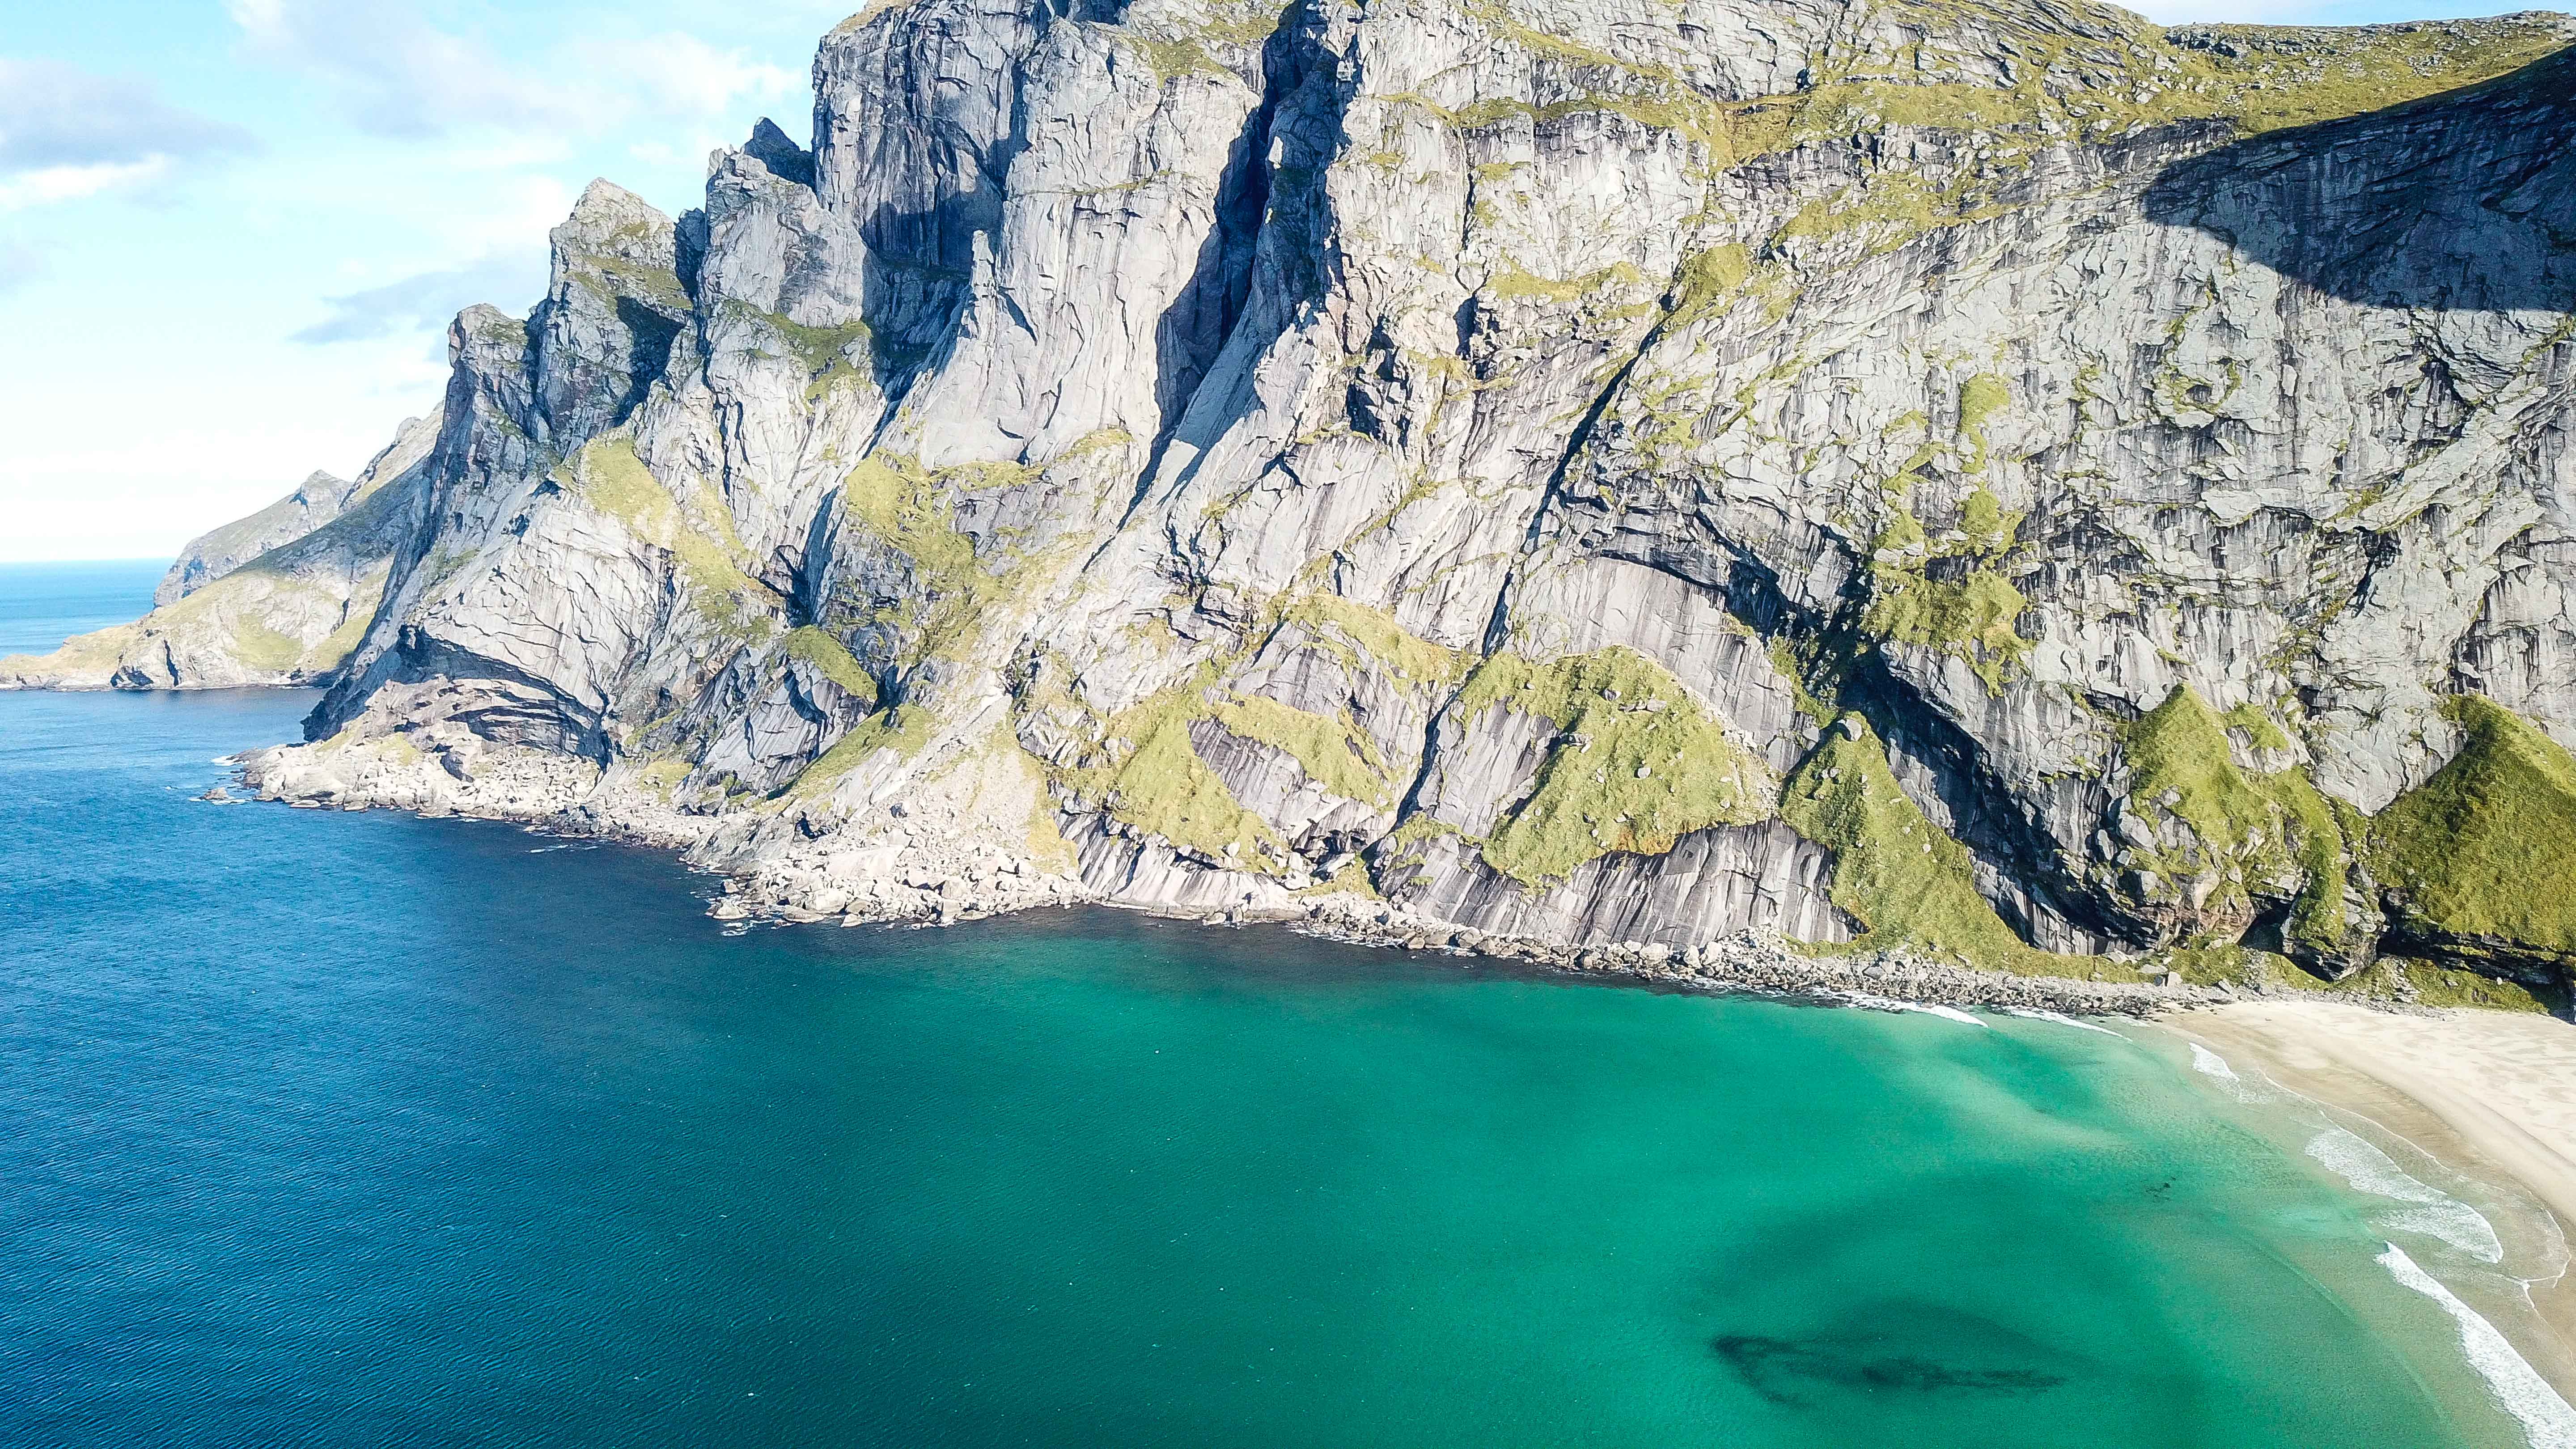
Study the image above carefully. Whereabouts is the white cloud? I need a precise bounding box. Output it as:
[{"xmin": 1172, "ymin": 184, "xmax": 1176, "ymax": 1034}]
[
  {"xmin": 434, "ymin": 171, "xmax": 582, "ymax": 258},
  {"xmin": 0, "ymin": 58, "xmax": 255, "ymax": 210},
  {"xmin": 580, "ymin": 32, "xmax": 803, "ymax": 123},
  {"xmin": 291, "ymin": 249, "xmax": 545, "ymax": 344},
  {"xmin": 0, "ymin": 158, "xmax": 172, "ymax": 212},
  {"xmin": 225, "ymin": 0, "xmax": 803, "ymax": 140},
  {"xmin": 224, "ymin": 0, "xmax": 576, "ymax": 137},
  {"xmin": 0, "ymin": 242, "xmax": 40, "ymax": 294}
]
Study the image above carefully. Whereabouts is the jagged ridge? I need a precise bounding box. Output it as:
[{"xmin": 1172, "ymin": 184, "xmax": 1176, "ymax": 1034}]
[{"xmin": 19, "ymin": 0, "xmax": 2576, "ymax": 1007}]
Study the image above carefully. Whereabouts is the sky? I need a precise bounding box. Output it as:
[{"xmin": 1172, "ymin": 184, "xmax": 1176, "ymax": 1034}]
[{"xmin": 0, "ymin": 0, "xmax": 2546, "ymax": 562}]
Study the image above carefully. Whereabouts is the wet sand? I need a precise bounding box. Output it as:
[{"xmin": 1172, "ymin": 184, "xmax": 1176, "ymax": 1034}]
[{"xmin": 2180, "ymin": 1001, "xmax": 2576, "ymax": 1404}]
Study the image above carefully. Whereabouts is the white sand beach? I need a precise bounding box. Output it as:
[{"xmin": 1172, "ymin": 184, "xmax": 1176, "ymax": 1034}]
[{"xmin": 2182, "ymin": 1001, "xmax": 2576, "ymax": 1406}]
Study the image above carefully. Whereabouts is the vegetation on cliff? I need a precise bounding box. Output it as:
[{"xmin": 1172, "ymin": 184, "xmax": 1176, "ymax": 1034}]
[{"xmin": 2371, "ymin": 695, "xmax": 2576, "ymax": 966}]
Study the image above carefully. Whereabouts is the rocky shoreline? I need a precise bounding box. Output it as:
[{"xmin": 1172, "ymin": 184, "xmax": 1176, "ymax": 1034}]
[
  {"xmin": 30, "ymin": 0, "xmax": 2576, "ymax": 1032},
  {"xmin": 1281, "ymin": 911, "xmax": 2227, "ymax": 1019},
  {"xmin": 229, "ymin": 737, "xmax": 2233, "ymax": 1021}
]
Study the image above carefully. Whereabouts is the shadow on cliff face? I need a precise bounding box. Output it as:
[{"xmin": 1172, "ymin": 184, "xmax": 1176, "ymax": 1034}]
[{"xmin": 2141, "ymin": 45, "xmax": 2576, "ymax": 313}]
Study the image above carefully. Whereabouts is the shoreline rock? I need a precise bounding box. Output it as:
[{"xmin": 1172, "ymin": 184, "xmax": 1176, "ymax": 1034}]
[{"xmin": 233, "ymin": 746, "xmax": 2228, "ymax": 1019}]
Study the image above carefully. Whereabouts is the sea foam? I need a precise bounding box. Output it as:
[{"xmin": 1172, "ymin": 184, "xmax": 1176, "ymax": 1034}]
[
  {"xmin": 2310, "ymin": 1129, "xmax": 2505, "ymax": 1264},
  {"xmin": 1999, "ymin": 1007, "xmax": 2125, "ymax": 1038},
  {"xmin": 2379, "ymin": 1243, "xmax": 2576, "ymax": 1449},
  {"xmin": 1833, "ymin": 991, "xmax": 1987, "ymax": 1028}
]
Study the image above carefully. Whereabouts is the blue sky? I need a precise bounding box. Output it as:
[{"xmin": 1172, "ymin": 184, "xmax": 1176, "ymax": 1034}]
[{"xmin": 0, "ymin": 0, "xmax": 2546, "ymax": 561}]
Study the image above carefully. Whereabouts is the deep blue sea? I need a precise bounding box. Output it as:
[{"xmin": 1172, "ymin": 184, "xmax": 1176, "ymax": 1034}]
[
  {"xmin": 0, "ymin": 559, "xmax": 164, "ymax": 657},
  {"xmin": 0, "ymin": 572, "xmax": 2562, "ymax": 1447}
]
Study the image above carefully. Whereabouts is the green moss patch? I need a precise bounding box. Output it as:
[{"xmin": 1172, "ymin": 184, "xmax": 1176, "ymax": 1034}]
[
  {"xmin": 2345, "ymin": 957, "xmax": 2559, "ymax": 1013},
  {"xmin": 2, "ymin": 621, "xmax": 139, "ymax": 676},
  {"xmin": 788, "ymin": 704, "xmax": 937, "ymax": 802},
  {"xmin": 1277, "ymin": 593, "xmax": 1469, "ymax": 686},
  {"xmin": 1860, "ymin": 485, "xmax": 2031, "ymax": 694},
  {"xmin": 835, "ymin": 452, "xmax": 1034, "ymax": 674},
  {"xmin": 839, "ymin": 453, "xmax": 1016, "ymax": 606},
  {"xmin": 1075, "ymin": 678, "xmax": 1283, "ymax": 868},
  {"xmin": 1037, "ymin": 670, "xmax": 1286, "ymax": 872},
  {"xmin": 1773, "ymin": 173, "xmax": 2010, "ymax": 261},
  {"xmin": 782, "ymin": 626, "xmax": 878, "ymax": 709},
  {"xmin": 754, "ymin": 310, "xmax": 874, "ymax": 398},
  {"xmin": 2370, "ymin": 695, "xmax": 2576, "ymax": 966},
  {"xmin": 117, "ymin": 560, "xmax": 387, "ymax": 682},
  {"xmin": 1780, "ymin": 718, "xmax": 2098, "ymax": 977},
  {"xmin": 307, "ymin": 590, "xmax": 379, "ymax": 673},
  {"xmin": 1210, "ymin": 693, "xmax": 1395, "ymax": 809},
  {"xmin": 1456, "ymin": 646, "xmax": 1772, "ymax": 887},
  {"xmin": 2219, "ymin": 700, "xmax": 2293, "ymax": 752},
  {"xmin": 1484, "ymin": 259, "xmax": 1645, "ymax": 306},
  {"xmin": 2115, "ymin": 683, "xmax": 2357, "ymax": 958},
  {"xmin": 1862, "ymin": 566, "xmax": 2030, "ymax": 694},
  {"xmin": 1427, "ymin": 3, "xmax": 2569, "ymax": 225},
  {"xmin": 2171, "ymin": 941, "xmax": 2560, "ymax": 1013},
  {"xmin": 634, "ymin": 758, "xmax": 691, "ymax": 798},
  {"xmin": 1025, "ymin": 797, "xmax": 1081, "ymax": 877},
  {"xmin": 573, "ymin": 438, "xmax": 778, "ymax": 647},
  {"xmin": 1113, "ymin": 711, "xmax": 1283, "ymax": 865},
  {"xmin": 1957, "ymin": 375, "xmax": 2011, "ymax": 470},
  {"xmin": 2121, "ymin": 683, "xmax": 2300, "ymax": 896},
  {"xmin": 2156, "ymin": 938, "xmax": 2297, "ymax": 989}
]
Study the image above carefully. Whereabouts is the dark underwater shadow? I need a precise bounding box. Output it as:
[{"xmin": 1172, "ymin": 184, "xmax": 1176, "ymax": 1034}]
[
  {"xmin": 1712, "ymin": 1304, "xmax": 2075, "ymax": 1410},
  {"xmin": 2140, "ymin": 45, "xmax": 2576, "ymax": 313}
]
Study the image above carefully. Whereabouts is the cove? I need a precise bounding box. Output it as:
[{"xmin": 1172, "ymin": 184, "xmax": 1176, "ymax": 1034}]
[{"xmin": 0, "ymin": 686, "xmax": 2534, "ymax": 1448}]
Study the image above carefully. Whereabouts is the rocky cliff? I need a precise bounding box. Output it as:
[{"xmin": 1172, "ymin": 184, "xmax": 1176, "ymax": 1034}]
[
  {"xmin": 158, "ymin": 468, "xmax": 363, "ymax": 607},
  {"xmin": 3, "ymin": 416, "xmax": 436, "ymax": 689},
  {"xmin": 28, "ymin": 0, "xmax": 2576, "ymax": 1001}
]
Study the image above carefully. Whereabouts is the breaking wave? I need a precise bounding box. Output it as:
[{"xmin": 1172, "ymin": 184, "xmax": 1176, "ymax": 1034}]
[
  {"xmin": 1832, "ymin": 991, "xmax": 1987, "ymax": 1028},
  {"xmin": 2378, "ymin": 1243, "xmax": 2576, "ymax": 1449},
  {"xmin": 1999, "ymin": 1007, "xmax": 2125, "ymax": 1038},
  {"xmin": 2310, "ymin": 1128, "xmax": 2504, "ymax": 1264}
]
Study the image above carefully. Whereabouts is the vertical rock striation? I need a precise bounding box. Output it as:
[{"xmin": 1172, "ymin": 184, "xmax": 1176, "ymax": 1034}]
[{"xmin": 30, "ymin": 0, "xmax": 2576, "ymax": 996}]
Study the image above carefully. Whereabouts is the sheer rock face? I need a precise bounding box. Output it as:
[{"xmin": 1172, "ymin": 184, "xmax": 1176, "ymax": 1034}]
[{"xmin": 74, "ymin": 1, "xmax": 2576, "ymax": 983}]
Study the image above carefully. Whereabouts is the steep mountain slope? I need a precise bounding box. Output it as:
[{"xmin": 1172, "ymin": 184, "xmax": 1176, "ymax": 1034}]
[
  {"xmin": 2, "ymin": 416, "xmax": 437, "ymax": 690},
  {"xmin": 44, "ymin": 0, "xmax": 2576, "ymax": 997}
]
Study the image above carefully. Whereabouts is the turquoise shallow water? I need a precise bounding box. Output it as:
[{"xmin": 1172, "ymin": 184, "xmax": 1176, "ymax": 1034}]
[{"xmin": 0, "ymin": 685, "xmax": 2541, "ymax": 1448}]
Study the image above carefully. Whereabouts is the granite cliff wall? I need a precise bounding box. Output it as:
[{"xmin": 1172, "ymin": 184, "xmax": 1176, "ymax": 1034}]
[{"xmin": 17, "ymin": 0, "xmax": 2576, "ymax": 999}]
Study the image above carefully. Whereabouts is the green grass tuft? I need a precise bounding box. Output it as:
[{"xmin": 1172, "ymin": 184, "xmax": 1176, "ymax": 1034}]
[
  {"xmin": 782, "ymin": 626, "xmax": 878, "ymax": 709},
  {"xmin": 1779, "ymin": 717, "xmax": 2099, "ymax": 977},
  {"xmin": 789, "ymin": 704, "xmax": 936, "ymax": 802},
  {"xmin": 1277, "ymin": 594, "xmax": 1469, "ymax": 686},
  {"xmin": 2116, "ymin": 683, "xmax": 2357, "ymax": 957},
  {"xmin": 1859, "ymin": 482, "xmax": 2031, "ymax": 695},
  {"xmin": 2370, "ymin": 695, "xmax": 2576, "ymax": 966},
  {"xmin": 1211, "ymin": 693, "xmax": 1395, "ymax": 808},
  {"xmin": 1456, "ymin": 647, "xmax": 1772, "ymax": 886},
  {"xmin": 1104, "ymin": 693, "xmax": 1284, "ymax": 867},
  {"xmin": 574, "ymin": 439, "xmax": 778, "ymax": 647}
]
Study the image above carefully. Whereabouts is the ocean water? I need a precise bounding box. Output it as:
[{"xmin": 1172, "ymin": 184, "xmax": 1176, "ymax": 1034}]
[
  {"xmin": 0, "ymin": 559, "xmax": 164, "ymax": 657},
  {"xmin": 0, "ymin": 683, "xmax": 2552, "ymax": 1449}
]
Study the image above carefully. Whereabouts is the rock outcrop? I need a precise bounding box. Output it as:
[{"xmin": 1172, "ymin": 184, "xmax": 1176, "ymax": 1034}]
[
  {"xmin": 158, "ymin": 469, "xmax": 362, "ymax": 607},
  {"xmin": 48, "ymin": 1, "xmax": 2576, "ymax": 997},
  {"xmin": 2, "ymin": 416, "xmax": 437, "ymax": 689}
]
